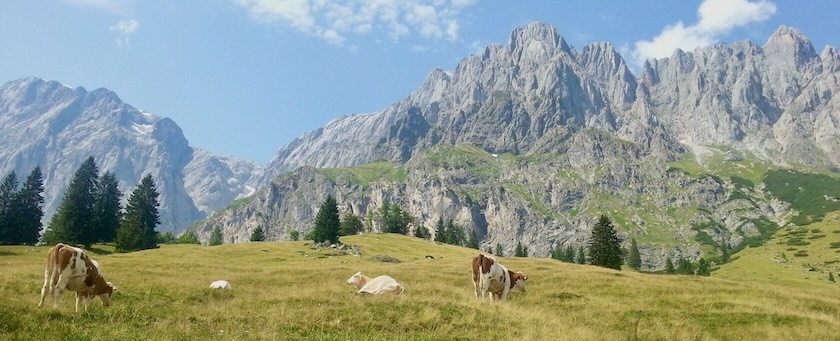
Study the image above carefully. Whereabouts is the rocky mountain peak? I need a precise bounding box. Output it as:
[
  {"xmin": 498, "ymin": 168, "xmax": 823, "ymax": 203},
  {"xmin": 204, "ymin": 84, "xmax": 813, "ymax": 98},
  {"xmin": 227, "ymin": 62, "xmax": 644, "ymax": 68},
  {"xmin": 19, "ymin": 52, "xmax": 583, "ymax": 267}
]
[
  {"xmin": 508, "ymin": 21, "xmax": 572, "ymax": 57},
  {"xmin": 763, "ymin": 25, "xmax": 818, "ymax": 67}
]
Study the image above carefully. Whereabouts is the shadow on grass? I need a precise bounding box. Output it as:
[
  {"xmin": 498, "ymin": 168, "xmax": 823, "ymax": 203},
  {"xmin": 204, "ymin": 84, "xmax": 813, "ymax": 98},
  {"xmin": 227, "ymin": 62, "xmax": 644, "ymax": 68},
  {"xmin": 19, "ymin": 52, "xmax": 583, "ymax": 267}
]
[
  {"xmin": 87, "ymin": 247, "xmax": 114, "ymax": 256},
  {"xmin": 0, "ymin": 250, "xmax": 17, "ymax": 256}
]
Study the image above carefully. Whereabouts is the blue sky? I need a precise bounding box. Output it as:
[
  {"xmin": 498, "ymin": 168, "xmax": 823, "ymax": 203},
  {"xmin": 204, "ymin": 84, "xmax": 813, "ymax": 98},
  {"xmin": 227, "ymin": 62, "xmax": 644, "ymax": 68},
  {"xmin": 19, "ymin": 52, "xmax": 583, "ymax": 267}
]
[{"xmin": 1, "ymin": 0, "xmax": 837, "ymax": 164}]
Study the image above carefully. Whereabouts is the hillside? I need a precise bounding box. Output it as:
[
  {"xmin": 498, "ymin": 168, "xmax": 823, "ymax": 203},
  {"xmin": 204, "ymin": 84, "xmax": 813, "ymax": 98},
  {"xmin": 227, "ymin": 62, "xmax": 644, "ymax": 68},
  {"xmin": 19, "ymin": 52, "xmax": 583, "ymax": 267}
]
[{"xmin": 1, "ymin": 234, "xmax": 839, "ymax": 340}]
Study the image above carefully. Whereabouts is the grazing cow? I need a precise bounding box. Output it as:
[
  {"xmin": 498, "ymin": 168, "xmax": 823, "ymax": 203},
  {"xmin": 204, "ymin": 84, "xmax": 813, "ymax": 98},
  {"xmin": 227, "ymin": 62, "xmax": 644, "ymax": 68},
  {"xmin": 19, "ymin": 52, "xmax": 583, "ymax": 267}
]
[
  {"xmin": 471, "ymin": 254, "xmax": 527, "ymax": 302},
  {"xmin": 346, "ymin": 271, "xmax": 405, "ymax": 295},
  {"xmin": 210, "ymin": 280, "xmax": 232, "ymax": 289},
  {"xmin": 37, "ymin": 243, "xmax": 116, "ymax": 312}
]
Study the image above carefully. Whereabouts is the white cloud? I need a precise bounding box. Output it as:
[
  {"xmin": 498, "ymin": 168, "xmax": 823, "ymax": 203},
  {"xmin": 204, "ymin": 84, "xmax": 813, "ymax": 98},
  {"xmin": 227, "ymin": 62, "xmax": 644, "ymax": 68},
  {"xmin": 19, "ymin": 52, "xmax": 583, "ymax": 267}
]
[
  {"xmin": 109, "ymin": 19, "xmax": 140, "ymax": 47},
  {"xmin": 63, "ymin": 0, "xmax": 123, "ymax": 13},
  {"xmin": 109, "ymin": 19, "xmax": 140, "ymax": 34},
  {"xmin": 630, "ymin": 0, "xmax": 776, "ymax": 67},
  {"xmin": 234, "ymin": 0, "xmax": 476, "ymax": 47}
]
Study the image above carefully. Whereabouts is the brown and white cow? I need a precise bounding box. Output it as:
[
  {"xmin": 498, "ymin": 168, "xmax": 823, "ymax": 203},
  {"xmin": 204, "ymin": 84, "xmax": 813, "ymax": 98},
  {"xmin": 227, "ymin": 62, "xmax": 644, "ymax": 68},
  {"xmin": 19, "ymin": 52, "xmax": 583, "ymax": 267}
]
[
  {"xmin": 471, "ymin": 254, "xmax": 527, "ymax": 302},
  {"xmin": 37, "ymin": 243, "xmax": 117, "ymax": 312},
  {"xmin": 346, "ymin": 271, "xmax": 405, "ymax": 295}
]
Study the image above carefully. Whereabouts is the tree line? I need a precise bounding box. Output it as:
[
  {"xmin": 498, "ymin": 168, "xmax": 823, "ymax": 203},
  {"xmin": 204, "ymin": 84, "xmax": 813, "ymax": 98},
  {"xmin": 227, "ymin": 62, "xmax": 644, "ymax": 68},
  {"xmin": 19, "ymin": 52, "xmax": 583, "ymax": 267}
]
[{"xmin": 0, "ymin": 156, "xmax": 164, "ymax": 253}]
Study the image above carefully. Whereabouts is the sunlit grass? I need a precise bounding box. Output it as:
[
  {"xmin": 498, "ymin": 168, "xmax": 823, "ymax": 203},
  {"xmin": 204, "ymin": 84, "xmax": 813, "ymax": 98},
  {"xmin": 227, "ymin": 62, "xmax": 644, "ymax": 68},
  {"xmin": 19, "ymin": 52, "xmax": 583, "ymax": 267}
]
[{"xmin": 2, "ymin": 233, "xmax": 839, "ymax": 340}]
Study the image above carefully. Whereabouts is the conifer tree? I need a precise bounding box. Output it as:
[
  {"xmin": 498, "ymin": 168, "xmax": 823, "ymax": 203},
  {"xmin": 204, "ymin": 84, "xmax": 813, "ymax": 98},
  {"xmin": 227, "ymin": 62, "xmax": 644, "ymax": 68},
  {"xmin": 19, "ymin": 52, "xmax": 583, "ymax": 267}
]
[
  {"xmin": 664, "ymin": 257, "xmax": 675, "ymax": 274},
  {"xmin": 0, "ymin": 171, "xmax": 19, "ymax": 244},
  {"xmin": 209, "ymin": 226, "xmax": 224, "ymax": 246},
  {"xmin": 93, "ymin": 171, "xmax": 122, "ymax": 243},
  {"xmin": 676, "ymin": 257, "xmax": 694, "ymax": 275},
  {"xmin": 44, "ymin": 156, "xmax": 99, "ymax": 247},
  {"xmin": 433, "ymin": 218, "xmax": 447, "ymax": 243},
  {"xmin": 588, "ymin": 214, "xmax": 623, "ymax": 270},
  {"xmin": 176, "ymin": 230, "xmax": 200, "ymax": 244},
  {"xmin": 311, "ymin": 195, "xmax": 340, "ymax": 244},
  {"xmin": 514, "ymin": 241, "xmax": 525, "ymax": 257},
  {"xmin": 339, "ymin": 212, "xmax": 364, "ymax": 236},
  {"xmin": 250, "ymin": 225, "xmax": 265, "ymax": 242},
  {"xmin": 413, "ymin": 224, "xmax": 431, "ymax": 240},
  {"xmin": 563, "ymin": 245, "xmax": 575, "ymax": 263},
  {"xmin": 627, "ymin": 238, "xmax": 642, "ymax": 270},
  {"xmin": 495, "ymin": 243, "xmax": 504, "ymax": 257},
  {"xmin": 466, "ymin": 229, "xmax": 480, "ymax": 249},
  {"xmin": 14, "ymin": 168, "xmax": 45, "ymax": 245},
  {"xmin": 575, "ymin": 246, "xmax": 586, "ymax": 264},
  {"xmin": 116, "ymin": 174, "xmax": 161, "ymax": 252},
  {"xmin": 696, "ymin": 258, "xmax": 711, "ymax": 276}
]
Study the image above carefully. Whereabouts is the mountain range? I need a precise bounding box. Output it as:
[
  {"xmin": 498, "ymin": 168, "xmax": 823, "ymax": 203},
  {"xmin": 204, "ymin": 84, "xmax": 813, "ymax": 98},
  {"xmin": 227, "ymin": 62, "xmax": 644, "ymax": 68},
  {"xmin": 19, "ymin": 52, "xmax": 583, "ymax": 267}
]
[{"xmin": 2, "ymin": 22, "xmax": 838, "ymax": 269}]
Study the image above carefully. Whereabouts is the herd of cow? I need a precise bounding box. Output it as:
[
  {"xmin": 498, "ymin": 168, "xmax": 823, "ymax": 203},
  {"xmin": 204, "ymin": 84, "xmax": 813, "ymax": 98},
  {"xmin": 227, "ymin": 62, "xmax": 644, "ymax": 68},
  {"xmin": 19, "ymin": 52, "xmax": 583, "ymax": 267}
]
[{"xmin": 36, "ymin": 243, "xmax": 528, "ymax": 313}]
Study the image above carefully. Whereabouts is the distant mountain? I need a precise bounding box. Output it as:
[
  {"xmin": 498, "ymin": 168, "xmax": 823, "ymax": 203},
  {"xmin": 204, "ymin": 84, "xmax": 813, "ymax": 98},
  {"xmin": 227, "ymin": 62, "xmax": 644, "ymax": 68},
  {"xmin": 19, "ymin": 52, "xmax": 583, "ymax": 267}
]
[
  {"xmin": 198, "ymin": 23, "xmax": 840, "ymax": 270},
  {"xmin": 0, "ymin": 77, "xmax": 263, "ymax": 233}
]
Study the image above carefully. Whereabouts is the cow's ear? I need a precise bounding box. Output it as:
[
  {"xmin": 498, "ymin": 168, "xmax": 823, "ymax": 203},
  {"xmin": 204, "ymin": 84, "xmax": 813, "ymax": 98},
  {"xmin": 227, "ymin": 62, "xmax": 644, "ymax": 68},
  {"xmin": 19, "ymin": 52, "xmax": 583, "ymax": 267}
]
[{"xmin": 523, "ymin": 276, "xmax": 528, "ymax": 280}]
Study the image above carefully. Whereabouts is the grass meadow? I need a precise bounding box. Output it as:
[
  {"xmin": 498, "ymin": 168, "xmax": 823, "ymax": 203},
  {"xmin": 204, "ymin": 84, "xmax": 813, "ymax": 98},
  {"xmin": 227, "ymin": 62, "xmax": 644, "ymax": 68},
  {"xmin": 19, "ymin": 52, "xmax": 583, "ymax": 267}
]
[{"xmin": 2, "ymin": 233, "xmax": 840, "ymax": 340}]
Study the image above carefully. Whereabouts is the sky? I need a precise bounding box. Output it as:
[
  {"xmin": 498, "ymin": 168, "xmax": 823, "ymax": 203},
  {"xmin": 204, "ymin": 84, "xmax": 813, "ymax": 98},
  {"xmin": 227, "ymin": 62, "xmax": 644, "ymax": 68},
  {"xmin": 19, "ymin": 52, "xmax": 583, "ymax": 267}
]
[{"xmin": 1, "ymin": 0, "xmax": 838, "ymax": 165}]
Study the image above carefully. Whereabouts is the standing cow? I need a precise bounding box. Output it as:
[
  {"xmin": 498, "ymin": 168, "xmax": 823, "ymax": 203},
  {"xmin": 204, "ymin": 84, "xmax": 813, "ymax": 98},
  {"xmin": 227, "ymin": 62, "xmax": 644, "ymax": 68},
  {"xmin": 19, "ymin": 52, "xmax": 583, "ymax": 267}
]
[
  {"xmin": 471, "ymin": 254, "xmax": 527, "ymax": 302},
  {"xmin": 37, "ymin": 243, "xmax": 117, "ymax": 312}
]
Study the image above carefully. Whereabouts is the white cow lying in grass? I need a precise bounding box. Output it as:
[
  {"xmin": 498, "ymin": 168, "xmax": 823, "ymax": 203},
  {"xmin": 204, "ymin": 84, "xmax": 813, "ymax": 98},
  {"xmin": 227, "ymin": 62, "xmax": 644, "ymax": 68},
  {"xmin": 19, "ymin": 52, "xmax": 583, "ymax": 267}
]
[{"xmin": 346, "ymin": 271, "xmax": 405, "ymax": 295}]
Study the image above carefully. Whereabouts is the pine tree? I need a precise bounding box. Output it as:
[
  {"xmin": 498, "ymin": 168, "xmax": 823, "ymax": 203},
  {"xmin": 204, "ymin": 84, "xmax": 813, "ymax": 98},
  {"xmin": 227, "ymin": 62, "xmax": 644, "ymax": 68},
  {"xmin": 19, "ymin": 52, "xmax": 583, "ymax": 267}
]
[
  {"xmin": 0, "ymin": 172, "xmax": 19, "ymax": 244},
  {"xmin": 523, "ymin": 245, "xmax": 529, "ymax": 257},
  {"xmin": 433, "ymin": 218, "xmax": 447, "ymax": 243},
  {"xmin": 413, "ymin": 224, "xmax": 431, "ymax": 239},
  {"xmin": 209, "ymin": 226, "xmax": 224, "ymax": 246},
  {"xmin": 444, "ymin": 219, "xmax": 465, "ymax": 245},
  {"xmin": 339, "ymin": 213, "xmax": 364, "ymax": 236},
  {"xmin": 627, "ymin": 238, "xmax": 642, "ymax": 270},
  {"xmin": 588, "ymin": 215, "xmax": 623, "ymax": 270},
  {"xmin": 311, "ymin": 195, "xmax": 340, "ymax": 244},
  {"xmin": 495, "ymin": 243, "xmax": 504, "ymax": 257},
  {"xmin": 563, "ymin": 245, "xmax": 575, "ymax": 263},
  {"xmin": 93, "ymin": 171, "xmax": 122, "ymax": 243},
  {"xmin": 44, "ymin": 156, "xmax": 99, "ymax": 248},
  {"xmin": 575, "ymin": 246, "xmax": 586, "ymax": 264},
  {"xmin": 696, "ymin": 258, "xmax": 711, "ymax": 276},
  {"xmin": 664, "ymin": 257, "xmax": 675, "ymax": 274},
  {"xmin": 382, "ymin": 202, "xmax": 412, "ymax": 235},
  {"xmin": 676, "ymin": 257, "xmax": 694, "ymax": 275},
  {"xmin": 250, "ymin": 226, "xmax": 265, "ymax": 242},
  {"xmin": 115, "ymin": 174, "xmax": 161, "ymax": 252},
  {"xmin": 13, "ymin": 168, "xmax": 45, "ymax": 245},
  {"xmin": 514, "ymin": 241, "xmax": 525, "ymax": 257}
]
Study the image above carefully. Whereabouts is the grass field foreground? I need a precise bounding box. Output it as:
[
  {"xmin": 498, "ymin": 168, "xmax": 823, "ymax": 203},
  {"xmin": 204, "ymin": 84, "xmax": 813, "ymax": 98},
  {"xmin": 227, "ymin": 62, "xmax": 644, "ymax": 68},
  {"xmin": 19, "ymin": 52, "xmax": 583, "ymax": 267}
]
[{"xmin": 1, "ymin": 234, "xmax": 839, "ymax": 340}]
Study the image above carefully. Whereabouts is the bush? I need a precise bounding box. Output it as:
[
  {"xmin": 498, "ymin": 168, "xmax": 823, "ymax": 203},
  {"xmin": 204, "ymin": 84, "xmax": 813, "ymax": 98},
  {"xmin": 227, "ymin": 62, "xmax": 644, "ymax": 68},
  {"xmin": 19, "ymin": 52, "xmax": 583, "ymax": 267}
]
[
  {"xmin": 176, "ymin": 231, "xmax": 200, "ymax": 245},
  {"xmin": 157, "ymin": 231, "xmax": 176, "ymax": 244},
  {"xmin": 290, "ymin": 230, "xmax": 300, "ymax": 241}
]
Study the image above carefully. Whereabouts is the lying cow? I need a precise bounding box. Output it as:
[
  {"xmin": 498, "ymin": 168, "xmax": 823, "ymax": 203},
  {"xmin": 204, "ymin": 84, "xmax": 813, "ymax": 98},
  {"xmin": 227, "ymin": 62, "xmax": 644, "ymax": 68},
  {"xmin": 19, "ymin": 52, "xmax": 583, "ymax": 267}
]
[
  {"xmin": 471, "ymin": 254, "xmax": 527, "ymax": 302},
  {"xmin": 346, "ymin": 271, "xmax": 405, "ymax": 295},
  {"xmin": 37, "ymin": 243, "xmax": 117, "ymax": 312}
]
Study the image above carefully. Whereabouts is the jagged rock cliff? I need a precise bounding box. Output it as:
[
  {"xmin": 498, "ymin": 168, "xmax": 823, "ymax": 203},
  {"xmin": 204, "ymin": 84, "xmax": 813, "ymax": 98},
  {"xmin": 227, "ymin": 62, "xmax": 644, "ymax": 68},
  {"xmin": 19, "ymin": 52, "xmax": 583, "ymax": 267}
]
[
  {"xmin": 0, "ymin": 77, "xmax": 263, "ymax": 233},
  {"xmin": 201, "ymin": 23, "xmax": 839, "ymax": 271}
]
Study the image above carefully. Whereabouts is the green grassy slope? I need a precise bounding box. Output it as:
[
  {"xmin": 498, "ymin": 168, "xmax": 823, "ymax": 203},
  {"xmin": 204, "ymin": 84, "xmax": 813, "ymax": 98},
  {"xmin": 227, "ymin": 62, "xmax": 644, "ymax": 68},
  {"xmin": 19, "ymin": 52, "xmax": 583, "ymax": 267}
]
[{"xmin": 2, "ymin": 234, "xmax": 839, "ymax": 340}]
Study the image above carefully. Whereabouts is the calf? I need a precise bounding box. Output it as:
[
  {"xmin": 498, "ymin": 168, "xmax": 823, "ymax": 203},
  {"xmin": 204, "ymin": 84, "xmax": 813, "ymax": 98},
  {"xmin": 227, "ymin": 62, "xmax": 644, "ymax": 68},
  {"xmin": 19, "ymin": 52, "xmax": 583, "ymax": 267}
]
[
  {"xmin": 37, "ymin": 243, "xmax": 117, "ymax": 312},
  {"xmin": 471, "ymin": 254, "xmax": 527, "ymax": 302},
  {"xmin": 346, "ymin": 271, "xmax": 405, "ymax": 295}
]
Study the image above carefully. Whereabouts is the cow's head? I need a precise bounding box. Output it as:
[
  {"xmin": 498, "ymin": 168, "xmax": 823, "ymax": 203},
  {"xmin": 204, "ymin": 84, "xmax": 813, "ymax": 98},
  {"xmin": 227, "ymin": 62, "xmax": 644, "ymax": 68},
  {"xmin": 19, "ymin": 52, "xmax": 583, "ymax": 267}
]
[
  {"xmin": 346, "ymin": 271, "xmax": 367, "ymax": 290},
  {"xmin": 97, "ymin": 281, "xmax": 117, "ymax": 307},
  {"xmin": 510, "ymin": 271, "xmax": 528, "ymax": 292}
]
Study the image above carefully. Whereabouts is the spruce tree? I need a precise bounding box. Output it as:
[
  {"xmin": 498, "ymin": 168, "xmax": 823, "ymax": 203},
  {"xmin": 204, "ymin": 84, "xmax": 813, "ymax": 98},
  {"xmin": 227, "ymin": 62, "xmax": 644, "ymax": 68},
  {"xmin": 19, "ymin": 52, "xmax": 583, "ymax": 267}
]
[
  {"xmin": 93, "ymin": 171, "xmax": 122, "ymax": 243},
  {"xmin": 0, "ymin": 171, "xmax": 19, "ymax": 244},
  {"xmin": 696, "ymin": 258, "xmax": 711, "ymax": 276},
  {"xmin": 209, "ymin": 226, "xmax": 224, "ymax": 246},
  {"xmin": 44, "ymin": 156, "xmax": 99, "ymax": 247},
  {"xmin": 665, "ymin": 257, "xmax": 675, "ymax": 274},
  {"xmin": 588, "ymin": 214, "xmax": 623, "ymax": 270},
  {"xmin": 495, "ymin": 243, "xmax": 504, "ymax": 257},
  {"xmin": 433, "ymin": 218, "xmax": 447, "ymax": 243},
  {"xmin": 339, "ymin": 213, "xmax": 363, "ymax": 236},
  {"xmin": 466, "ymin": 229, "xmax": 480, "ymax": 249},
  {"xmin": 515, "ymin": 241, "xmax": 525, "ymax": 257},
  {"xmin": 627, "ymin": 238, "xmax": 642, "ymax": 270},
  {"xmin": 563, "ymin": 245, "xmax": 575, "ymax": 263},
  {"xmin": 116, "ymin": 174, "xmax": 161, "ymax": 252},
  {"xmin": 676, "ymin": 257, "xmax": 694, "ymax": 275},
  {"xmin": 413, "ymin": 224, "xmax": 431, "ymax": 240},
  {"xmin": 14, "ymin": 168, "xmax": 45, "ymax": 245},
  {"xmin": 575, "ymin": 246, "xmax": 586, "ymax": 264},
  {"xmin": 250, "ymin": 225, "xmax": 265, "ymax": 242},
  {"xmin": 311, "ymin": 195, "xmax": 340, "ymax": 244}
]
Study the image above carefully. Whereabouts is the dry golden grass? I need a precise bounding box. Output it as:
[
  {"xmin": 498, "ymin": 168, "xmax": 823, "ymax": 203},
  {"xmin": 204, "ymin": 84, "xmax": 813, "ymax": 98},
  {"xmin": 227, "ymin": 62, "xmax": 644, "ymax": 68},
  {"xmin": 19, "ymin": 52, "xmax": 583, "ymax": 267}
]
[{"xmin": 1, "ymin": 233, "xmax": 839, "ymax": 340}]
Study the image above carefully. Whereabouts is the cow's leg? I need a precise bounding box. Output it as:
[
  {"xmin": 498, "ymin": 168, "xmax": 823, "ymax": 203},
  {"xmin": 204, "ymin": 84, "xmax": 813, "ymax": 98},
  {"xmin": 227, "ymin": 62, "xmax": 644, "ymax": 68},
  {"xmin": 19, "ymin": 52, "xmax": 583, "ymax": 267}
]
[
  {"xmin": 52, "ymin": 269, "xmax": 72, "ymax": 308},
  {"xmin": 499, "ymin": 285, "xmax": 510, "ymax": 302},
  {"xmin": 75, "ymin": 294, "xmax": 81, "ymax": 312},
  {"xmin": 38, "ymin": 266, "xmax": 52, "ymax": 308},
  {"xmin": 473, "ymin": 279, "xmax": 481, "ymax": 299}
]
